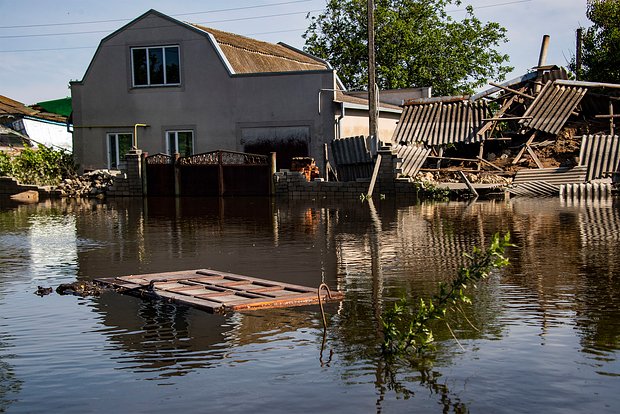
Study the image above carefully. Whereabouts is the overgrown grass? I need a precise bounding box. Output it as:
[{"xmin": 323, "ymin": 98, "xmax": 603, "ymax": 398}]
[{"xmin": 0, "ymin": 144, "xmax": 77, "ymax": 186}]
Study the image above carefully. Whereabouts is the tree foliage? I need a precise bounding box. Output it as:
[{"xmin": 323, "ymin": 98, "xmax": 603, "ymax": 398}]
[
  {"xmin": 303, "ymin": 0, "xmax": 512, "ymax": 96},
  {"xmin": 572, "ymin": 0, "xmax": 620, "ymax": 83}
]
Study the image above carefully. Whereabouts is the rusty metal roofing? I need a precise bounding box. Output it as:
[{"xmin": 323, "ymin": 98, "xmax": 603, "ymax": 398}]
[
  {"xmin": 335, "ymin": 91, "xmax": 402, "ymax": 111},
  {"xmin": 0, "ymin": 95, "xmax": 67, "ymax": 123},
  {"xmin": 392, "ymin": 100, "xmax": 490, "ymax": 146},
  {"xmin": 520, "ymin": 81, "xmax": 587, "ymax": 135},
  {"xmin": 512, "ymin": 165, "xmax": 587, "ymax": 186},
  {"xmin": 330, "ymin": 136, "xmax": 373, "ymax": 181},
  {"xmin": 96, "ymin": 268, "xmax": 343, "ymax": 314},
  {"xmin": 579, "ymin": 134, "xmax": 620, "ymax": 181},
  {"xmin": 395, "ymin": 144, "xmax": 430, "ymax": 178},
  {"xmin": 191, "ymin": 24, "xmax": 328, "ymax": 74}
]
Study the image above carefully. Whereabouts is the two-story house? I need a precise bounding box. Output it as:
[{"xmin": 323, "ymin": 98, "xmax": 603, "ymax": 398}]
[{"xmin": 71, "ymin": 9, "xmax": 401, "ymax": 173}]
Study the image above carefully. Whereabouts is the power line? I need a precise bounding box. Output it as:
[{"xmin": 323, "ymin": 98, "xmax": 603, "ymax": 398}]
[
  {"xmin": 0, "ymin": 9, "xmax": 323, "ymax": 39},
  {"xmin": 447, "ymin": 0, "xmax": 533, "ymax": 13},
  {"xmin": 0, "ymin": 0, "xmax": 315, "ymax": 29}
]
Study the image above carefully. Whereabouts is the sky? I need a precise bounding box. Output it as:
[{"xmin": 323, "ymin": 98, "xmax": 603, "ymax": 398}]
[{"xmin": 0, "ymin": 0, "xmax": 589, "ymax": 105}]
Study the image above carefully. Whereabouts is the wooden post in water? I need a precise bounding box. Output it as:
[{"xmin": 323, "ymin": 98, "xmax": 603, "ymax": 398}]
[
  {"xmin": 141, "ymin": 151, "xmax": 148, "ymax": 196},
  {"xmin": 269, "ymin": 152, "xmax": 277, "ymax": 196},
  {"xmin": 367, "ymin": 0, "xmax": 378, "ymax": 141},
  {"xmin": 218, "ymin": 151, "xmax": 224, "ymax": 197},
  {"xmin": 174, "ymin": 153, "xmax": 180, "ymax": 197}
]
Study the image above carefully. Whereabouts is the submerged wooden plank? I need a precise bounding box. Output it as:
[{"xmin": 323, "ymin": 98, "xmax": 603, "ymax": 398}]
[{"xmin": 96, "ymin": 268, "xmax": 343, "ymax": 314}]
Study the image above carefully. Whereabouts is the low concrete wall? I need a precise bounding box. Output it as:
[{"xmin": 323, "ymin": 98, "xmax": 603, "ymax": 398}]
[{"xmin": 0, "ymin": 176, "xmax": 56, "ymax": 198}]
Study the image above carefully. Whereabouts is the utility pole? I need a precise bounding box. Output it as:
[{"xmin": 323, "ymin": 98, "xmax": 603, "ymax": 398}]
[
  {"xmin": 367, "ymin": 0, "xmax": 378, "ymax": 141},
  {"xmin": 576, "ymin": 28, "xmax": 583, "ymax": 80}
]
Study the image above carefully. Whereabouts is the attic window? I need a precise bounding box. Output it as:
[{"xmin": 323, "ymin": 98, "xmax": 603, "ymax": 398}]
[{"xmin": 131, "ymin": 46, "xmax": 180, "ymax": 87}]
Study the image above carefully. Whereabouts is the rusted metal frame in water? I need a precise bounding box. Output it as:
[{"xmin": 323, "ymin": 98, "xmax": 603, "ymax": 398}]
[{"xmin": 96, "ymin": 268, "xmax": 344, "ymax": 314}]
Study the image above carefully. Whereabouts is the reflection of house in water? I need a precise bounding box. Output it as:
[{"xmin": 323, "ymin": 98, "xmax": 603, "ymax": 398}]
[{"xmin": 72, "ymin": 198, "xmax": 336, "ymax": 379}]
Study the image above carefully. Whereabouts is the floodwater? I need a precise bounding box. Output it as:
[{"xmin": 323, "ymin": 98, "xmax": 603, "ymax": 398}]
[{"xmin": 0, "ymin": 195, "xmax": 619, "ymax": 413}]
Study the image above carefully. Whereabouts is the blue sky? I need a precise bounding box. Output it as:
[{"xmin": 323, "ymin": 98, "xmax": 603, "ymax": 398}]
[{"xmin": 0, "ymin": 0, "xmax": 588, "ymax": 105}]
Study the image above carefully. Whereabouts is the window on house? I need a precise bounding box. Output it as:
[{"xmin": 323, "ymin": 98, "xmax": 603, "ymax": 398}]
[
  {"xmin": 107, "ymin": 133, "xmax": 133, "ymax": 169},
  {"xmin": 132, "ymin": 46, "xmax": 180, "ymax": 87},
  {"xmin": 166, "ymin": 131, "xmax": 194, "ymax": 157}
]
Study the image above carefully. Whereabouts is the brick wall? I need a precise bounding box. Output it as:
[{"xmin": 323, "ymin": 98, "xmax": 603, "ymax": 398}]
[
  {"xmin": 274, "ymin": 146, "xmax": 428, "ymax": 200},
  {"xmin": 107, "ymin": 150, "xmax": 144, "ymax": 197}
]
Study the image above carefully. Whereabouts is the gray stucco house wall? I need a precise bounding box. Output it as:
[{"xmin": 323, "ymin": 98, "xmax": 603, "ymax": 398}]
[{"xmin": 71, "ymin": 9, "xmax": 400, "ymax": 173}]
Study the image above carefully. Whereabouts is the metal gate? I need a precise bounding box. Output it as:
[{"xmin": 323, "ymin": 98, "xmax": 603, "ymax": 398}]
[
  {"xmin": 145, "ymin": 153, "xmax": 175, "ymax": 196},
  {"xmin": 145, "ymin": 150, "xmax": 270, "ymax": 197}
]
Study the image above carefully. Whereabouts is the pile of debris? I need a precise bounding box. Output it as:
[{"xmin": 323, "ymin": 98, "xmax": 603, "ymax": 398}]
[
  {"xmin": 329, "ymin": 37, "xmax": 620, "ymax": 199},
  {"xmin": 56, "ymin": 170, "xmax": 122, "ymax": 198}
]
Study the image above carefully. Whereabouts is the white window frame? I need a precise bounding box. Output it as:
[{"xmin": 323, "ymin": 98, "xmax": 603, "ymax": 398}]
[
  {"xmin": 166, "ymin": 130, "xmax": 194, "ymax": 157},
  {"xmin": 131, "ymin": 45, "xmax": 181, "ymax": 87},
  {"xmin": 107, "ymin": 133, "xmax": 133, "ymax": 169}
]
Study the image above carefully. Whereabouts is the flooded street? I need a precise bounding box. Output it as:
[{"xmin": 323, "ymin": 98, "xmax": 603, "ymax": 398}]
[{"xmin": 1, "ymin": 196, "xmax": 619, "ymax": 413}]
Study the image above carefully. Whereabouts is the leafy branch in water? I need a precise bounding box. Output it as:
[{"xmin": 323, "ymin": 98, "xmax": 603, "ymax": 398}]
[{"xmin": 381, "ymin": 232, "xmax": 512, "ymax": 356}]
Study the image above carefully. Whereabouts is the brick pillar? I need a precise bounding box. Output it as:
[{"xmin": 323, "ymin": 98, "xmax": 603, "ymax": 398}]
[
  {"xmin": 375, "ymin": 145, "xmax": 398, "ymax": 194},
  {"xmin": 124, "ymin": 149, "xmax": 144, "ymax": 197}
]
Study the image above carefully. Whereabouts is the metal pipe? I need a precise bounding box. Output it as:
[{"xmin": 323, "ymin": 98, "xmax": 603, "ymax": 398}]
[
  {"xmin": 318, "ymin": 88, "xmax": 339, "ymax": 114},
  {"xmin": 133, "ymin": 123, "xmax": 148, "ymax": 149},
  {"xmin": 537, "ymin": 35, "xmax": 550, "ymax": 68}
]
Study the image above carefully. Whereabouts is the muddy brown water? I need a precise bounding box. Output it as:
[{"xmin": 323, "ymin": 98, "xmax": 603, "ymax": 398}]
[{"xmin": 1, "ymin": 196, "xmax": 619, "ymax": 413}]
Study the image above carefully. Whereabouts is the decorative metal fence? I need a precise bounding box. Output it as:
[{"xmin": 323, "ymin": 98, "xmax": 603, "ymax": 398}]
[{"xmin": 145, "ymin": 150, "xmax": 271, "ymax": 197}]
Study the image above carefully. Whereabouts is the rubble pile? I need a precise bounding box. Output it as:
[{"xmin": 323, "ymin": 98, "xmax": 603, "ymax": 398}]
[{"xmin": 56, "ymin": 170, "xmax": 123, "ymax": 198}]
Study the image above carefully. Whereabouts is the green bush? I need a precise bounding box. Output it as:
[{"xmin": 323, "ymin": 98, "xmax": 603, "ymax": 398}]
[{"xmin": 0, "ymin": 144, "xmax": 77, "ymax": 186}]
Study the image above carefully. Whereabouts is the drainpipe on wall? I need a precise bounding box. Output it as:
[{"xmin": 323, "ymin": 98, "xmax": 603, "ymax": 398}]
[{"xmin": 337, "ymin": 101, "xmax": 345, "ymax": 140}]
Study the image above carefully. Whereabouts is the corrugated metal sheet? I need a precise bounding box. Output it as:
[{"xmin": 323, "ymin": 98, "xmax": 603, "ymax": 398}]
[
  {"xmin": 330, "ymin": 136, "xmax": 373, "ymax": 182},
  {"xmin": 520, "ymin": 81, "xmax": 587, "ymax": 134},
  {"xmin": 512, "ymin": 165, "xmax": 587, "ymax": 186},
  {"xmin": 395, "ymin": 144, "xmax": 430, "ymax": 178},
  {"xmin": 578, "ymin": 134, "xmax": 620, "ymax": 181},
  {"xmin": 508, "ymin": 181, "xmax": 559, "ymax": 197},
  {"xmin": 560, "ymin": 182, "xmax": 614, "ymax": 199},
  {"xmin": 392, "ymin": 101, "xmax": 489, "ymax": 146}
]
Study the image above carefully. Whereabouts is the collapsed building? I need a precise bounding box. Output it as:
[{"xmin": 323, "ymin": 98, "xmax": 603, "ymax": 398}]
[{"xmin": 328, "ymin": 63, "xmax": 620, "ymax": 198}]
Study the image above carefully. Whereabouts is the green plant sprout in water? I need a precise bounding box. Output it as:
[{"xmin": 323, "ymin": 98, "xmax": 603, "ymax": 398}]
[{"xmin": 381, "ymin": 232, "xmax": 512, "ymax": 356}]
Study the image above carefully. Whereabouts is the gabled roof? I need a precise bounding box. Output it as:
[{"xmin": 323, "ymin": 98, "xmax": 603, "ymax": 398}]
[
  {"xmin": 190, "ymin": 24, "xmax": 329, "ymax": 74},
  {"xmin": 84, "ymin": 9, "xmax": 330, "ymax": 77}
]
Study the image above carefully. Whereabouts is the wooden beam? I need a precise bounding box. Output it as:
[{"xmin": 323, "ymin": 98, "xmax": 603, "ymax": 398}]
[
  {"xmin": 458, "ymin": 171, "xmax": 479, "ymax": 197},
  {"xmin": 427, "ymin": 155, "xmax": 479, "ymax": 163},
  {"xmin": 482, "ymin": 116, "xmax": 533, "ymax": 121},
  {"xmin": 476, "ymin": 156, "xmax": 504, "ymax": 171},
  {"xmin": 526, "ymin": 145, "xmax": 544, "ymax": 169},
  {"xmin": 512, "ymin": 131, "xmax": 537, "ymax": 164},
  {"xmin": 477, "ymin": 94, "xmax": 518, "ymax": 137},
  {"xmin": 366, "ymin": 153, "xmax": 382, "ymax": 198},
  {"xmin": 489, "ymin": 82, "xmax": 536, "ymax": 100}
]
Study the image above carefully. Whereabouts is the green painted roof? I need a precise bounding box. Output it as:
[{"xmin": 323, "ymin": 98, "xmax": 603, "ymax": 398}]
[{"xmin": 35, "ymin": 97, "xmax": 72, "ymax": 117}]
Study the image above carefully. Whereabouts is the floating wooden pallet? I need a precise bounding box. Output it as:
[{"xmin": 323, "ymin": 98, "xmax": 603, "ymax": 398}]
[{"xmin": 95, "ymin": 268, "xmax": 344, "ymax": 314}]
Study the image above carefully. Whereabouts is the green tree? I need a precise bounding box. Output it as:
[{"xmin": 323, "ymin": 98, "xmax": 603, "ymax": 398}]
[
  {"xmin": 573, "ymin": 0, "xmax": 620, "ymax": 83},
  {"xmin": 303, "ymin": 0, "xmax": 512, "ymax": 96}
]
